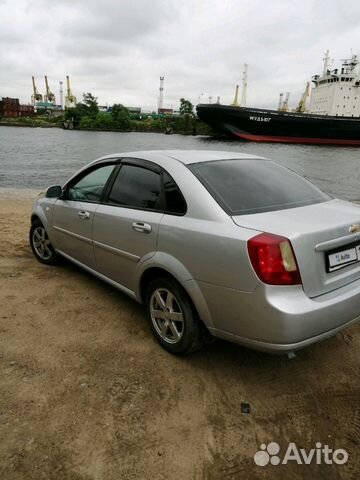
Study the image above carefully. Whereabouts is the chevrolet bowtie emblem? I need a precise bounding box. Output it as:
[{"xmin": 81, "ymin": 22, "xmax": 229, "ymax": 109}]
[{"xmin": 349, "ymin": 224, "xmax": 360, "ymax": 233}]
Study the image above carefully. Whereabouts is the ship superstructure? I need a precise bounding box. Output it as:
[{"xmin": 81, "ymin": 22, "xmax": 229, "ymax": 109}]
[{"xmin": 309, "ymin": 51, "xmax": 360, "ymax": 117}]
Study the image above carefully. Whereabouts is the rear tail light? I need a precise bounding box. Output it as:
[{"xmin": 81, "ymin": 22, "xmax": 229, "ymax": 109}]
[{"xmin": 247, "ymin": 233, "xmax": 302, "ymax": 285}]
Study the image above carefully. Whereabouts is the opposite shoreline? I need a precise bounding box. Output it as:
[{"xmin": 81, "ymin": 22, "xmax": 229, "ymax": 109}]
[{"xmin": 0, "ymin": 119, "xmax": 214, "ymax": 136}]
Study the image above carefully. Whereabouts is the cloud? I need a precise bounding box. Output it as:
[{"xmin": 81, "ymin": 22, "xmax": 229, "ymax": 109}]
[{"xmin": 0, "ymin": 0, "xmax": 359, "ymax": 110}]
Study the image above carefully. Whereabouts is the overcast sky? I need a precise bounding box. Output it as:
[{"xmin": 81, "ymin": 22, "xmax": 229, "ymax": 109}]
[{"xmin": 1, "ymin": 0, "xmax": 360, "ymax": 111}]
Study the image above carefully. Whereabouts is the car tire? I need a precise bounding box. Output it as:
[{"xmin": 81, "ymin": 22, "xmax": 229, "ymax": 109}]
[
  {"xmin": 30, "ymin": 219, "xmax": 59, "ymax": 265},
  {"xmin": 145, "ymin": 276, "xmax": 203, "ymax": 355}
]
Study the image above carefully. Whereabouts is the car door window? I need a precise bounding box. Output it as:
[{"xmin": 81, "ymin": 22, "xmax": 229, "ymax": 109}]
[
  {"xmin": 163, "ymin": 171, "xmax": 187, "ymax": 215},
  {"xmin": 108, "ymin": 164, "xmax": 161, "ymax": 210},
  {"xmin": 67, "ymin": 165, "xmax": 115, "ymax": 202}
]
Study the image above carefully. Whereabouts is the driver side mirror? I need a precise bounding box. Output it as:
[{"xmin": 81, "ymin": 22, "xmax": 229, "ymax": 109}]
[{"xmin": 45, "ymin": 185, "xmax": 63, "ymax": 198}]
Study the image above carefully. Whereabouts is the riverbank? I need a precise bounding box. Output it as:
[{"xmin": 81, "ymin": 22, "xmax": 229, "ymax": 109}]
[{"xmin": 0, "ymin": 115, "xmax": 214, "ymax": 135}]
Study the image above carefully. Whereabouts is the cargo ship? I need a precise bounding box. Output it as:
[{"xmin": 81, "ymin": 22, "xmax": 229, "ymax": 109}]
[{"xmin": 197, "ymin": 53, "xmax": 360, "ymax": 146}]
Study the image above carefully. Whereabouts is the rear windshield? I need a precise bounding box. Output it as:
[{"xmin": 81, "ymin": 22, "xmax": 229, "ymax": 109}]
[{"xmin": 188, "ymin": 159, "xmax": 331, "ymax": 215}]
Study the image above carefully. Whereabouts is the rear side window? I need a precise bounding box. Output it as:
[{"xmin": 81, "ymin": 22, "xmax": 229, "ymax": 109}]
[
  {"xmin": 163, "ymin": 171, "xmax": 186, "ymax": 215},
  {"xmin": 108, "ymin": 164, "xmax": 161, "ymax": 210},
  {"xmin": 188, "ymin": 159, "xmax": 331, "ymax": 215}
]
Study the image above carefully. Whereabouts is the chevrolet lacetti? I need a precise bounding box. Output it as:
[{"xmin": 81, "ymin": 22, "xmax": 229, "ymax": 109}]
[{"xmin": 30, "ymin": 150, "xmax": 360, "ymax": 355}]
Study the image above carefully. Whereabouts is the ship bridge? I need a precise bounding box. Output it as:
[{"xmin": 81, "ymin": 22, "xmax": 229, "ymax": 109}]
[{"xmin": 309, "ymin": 53, "xmax": 360, "ymax": 117}]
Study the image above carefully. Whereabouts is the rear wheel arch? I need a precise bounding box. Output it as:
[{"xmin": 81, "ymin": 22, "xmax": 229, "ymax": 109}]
[
  {"xmin": 144, "ymin": 275, "xmax": 204, "ymax": 354},
  {"xmin": 137, "ymin": 252, "xmax": 195, "ymax": 303},
  {"xmin": 139, "ymin": 267, "xmax": 179, "ymax": 304},
  {"xmin": 138, "ymin": 263, "xmax": 214, "ymax": 330},
  {"xmin": 139, "ymin": 268, "xmax": 202, "ymax": 324}
]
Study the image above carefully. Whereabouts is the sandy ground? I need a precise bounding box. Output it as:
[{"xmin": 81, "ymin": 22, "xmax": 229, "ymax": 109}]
[{"xmin": 0, "ymin": 194, "xmax": 359, "ymax": 480}]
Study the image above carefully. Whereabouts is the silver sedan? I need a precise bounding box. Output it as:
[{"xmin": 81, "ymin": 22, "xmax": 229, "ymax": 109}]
[{"xmin": 30, "ymin": 150, "xmax": 360, "ymax": 354}]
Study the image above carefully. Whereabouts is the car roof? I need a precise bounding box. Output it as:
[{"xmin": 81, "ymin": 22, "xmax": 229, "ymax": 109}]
[{"xmin": 97, "ymin": 149, "xmax": 267, "ymax": 166}]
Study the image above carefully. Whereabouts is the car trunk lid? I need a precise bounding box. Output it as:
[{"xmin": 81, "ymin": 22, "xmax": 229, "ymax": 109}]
[{"xmin": 233, "ymin": 199, "xmax": 360, "ymax": 298}]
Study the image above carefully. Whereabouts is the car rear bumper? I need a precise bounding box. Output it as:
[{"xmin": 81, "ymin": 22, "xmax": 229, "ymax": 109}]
[
  {"xmin": 209, "ymin": 315, "xmax": 360, "ymax": 353},
  {"xmin": 195, "ymin": 277, "xmax": 360, "ymax": 353}
]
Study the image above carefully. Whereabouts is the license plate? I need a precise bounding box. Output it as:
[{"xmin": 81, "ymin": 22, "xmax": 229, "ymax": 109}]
[{"xmin": 327, "ymin": 244, "xmax": 360, "ymax": 272}]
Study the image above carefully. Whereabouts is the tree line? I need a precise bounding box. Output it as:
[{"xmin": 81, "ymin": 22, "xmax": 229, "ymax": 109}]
[{"xmin": 63, "ymin": 93, "xmax": 200, "ymax": 133}]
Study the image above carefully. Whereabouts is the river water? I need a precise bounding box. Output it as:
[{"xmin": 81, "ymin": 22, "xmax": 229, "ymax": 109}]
[{"xmin": 0, "ymin": 126, "xmax": 359, "ymax": 200}]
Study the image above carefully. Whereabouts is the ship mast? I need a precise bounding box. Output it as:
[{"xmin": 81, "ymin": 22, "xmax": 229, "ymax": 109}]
[
  {"xmin": 279, "ymin": 92, "xmax": 290, "ymax": 112},
  {"xmin": 322, "ymin": 50, "xmax": 330, "ymax": 76},
  {"xmin": 278, "ymin": 93, "xmax": 284, "ymax": 111},
  {"xmin": 341, "ymin": 54, "xmax": 359, "ymax": 74},
  {"xmin": 241, "ymin": 63, "xmax": 248, "ymax": 107}
]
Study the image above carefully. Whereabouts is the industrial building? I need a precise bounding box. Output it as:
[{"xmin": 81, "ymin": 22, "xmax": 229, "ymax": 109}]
[{"xmin": 0, "ymin": 97, "xmax": 34, "ymax": 117}]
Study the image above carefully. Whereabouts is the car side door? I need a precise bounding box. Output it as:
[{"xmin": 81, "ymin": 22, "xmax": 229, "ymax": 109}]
[
  {"xmin": 52, "ymin": 162, "xmax": 117, "ymax": 269},
  {"xmin": 92, "ymin": 158, "xmax": 164, "ymax": 293}
]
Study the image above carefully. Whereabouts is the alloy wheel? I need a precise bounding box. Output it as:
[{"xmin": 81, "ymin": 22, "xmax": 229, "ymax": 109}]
[
  {"xmin": 150, "ymin": 288, "xmax": 184, "ymax": 344},
  {"xmin": 32, "ymin": 226, "xmax": 53, "ymax": 261}
]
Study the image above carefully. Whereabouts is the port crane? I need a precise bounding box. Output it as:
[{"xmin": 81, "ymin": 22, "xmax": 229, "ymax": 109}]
[
  {"xmin": 232, "ymin": 85, "xmax": 240, "ymax": 106},
  {"xmin": 44, "ymin": 76, "xmax": 56, "ymax": 104},
  {"xmin": 295, "ymin": 82, "xmax": 310, "ymax": 113},
  {"xmin": 31, "ymin": 76, "xmax": 43, "ymax": 105},
  {"xmin": 65, "ymin": 76, "xmax": 76, "ymax": 108}
]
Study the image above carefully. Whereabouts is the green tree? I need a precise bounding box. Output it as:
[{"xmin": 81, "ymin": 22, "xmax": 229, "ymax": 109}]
[
  {"xmin": 79, "ymin": 116, "xmax": 94, "ymax": 129},
  {"xmin": 179, "ymin": 98, "xmax": 194, "ymax": 115},
  {"xmin": 82, "ymin": 92, "xmax": 99, "ymax": 118},
  {"xmin": 93, "ymin": 112, "xmax": 114, "ymax": 130},
  {"xmin": 111, "ymin": 103, "xmax": 131, "ymax": 129},
  {"xmin": 64, "ymin": 92, "xmax": 99, "ymax": 127}
]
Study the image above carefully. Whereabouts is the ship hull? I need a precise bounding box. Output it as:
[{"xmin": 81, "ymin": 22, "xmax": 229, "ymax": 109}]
[{"xmin": 196, "ymin": 105, "xmax": 360, "ymax": 146}]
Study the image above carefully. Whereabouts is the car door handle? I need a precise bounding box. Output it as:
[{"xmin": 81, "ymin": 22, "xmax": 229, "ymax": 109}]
[
  {"xmin": 78, "ymin": 211, "xmax": 90, "ymax": 220},
  {"xmin": 132, "ymin": 222, "xmax": 152, "ymax": 233}
]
